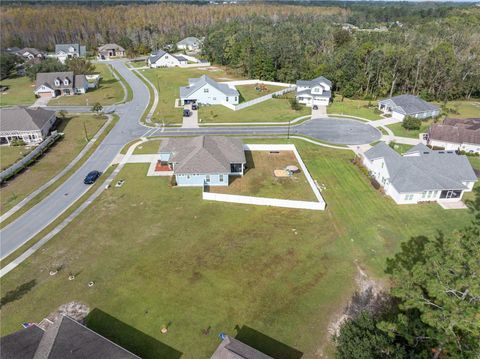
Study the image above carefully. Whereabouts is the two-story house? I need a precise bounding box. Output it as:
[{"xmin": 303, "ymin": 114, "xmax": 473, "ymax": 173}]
[{"xmin": 295, "ymin": 76, "xmax": 332, "ymax": 107}]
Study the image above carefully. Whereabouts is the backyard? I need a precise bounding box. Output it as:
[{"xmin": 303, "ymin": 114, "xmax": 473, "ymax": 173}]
[
  {"xmin": 210, "ymin": 150, "xmax": 317, "ymax": 201},
  {"xmin": 0, "ymin": 114, "xmax": 106, "ymax": 215},
  {"xmin": 0, "ymin": 139, "xmax": 473, "ymax": 359},
  {"xmin": 48, "ymin": 64, "xmax": 124, "ymax": 106},
  {"xmin": 0, "ymin": 146, "xmax": 32, "ymax": 170},
  {"xmin": 0, "ymin": 76, "xmax": 36, "ymax": 107},
  {"xmin": 236, "ymin": 84, "xmax": 285, "ymax": 102}
]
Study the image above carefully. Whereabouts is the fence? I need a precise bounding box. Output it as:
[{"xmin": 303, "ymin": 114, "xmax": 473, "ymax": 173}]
[
  {"xmin": 217, "ymin": 86, "xmax": 295, "ymax": 111},
  {"xmin": 202, "ymin": 143, "xmax": 326, "ymax": 211},
  {"xmin": 179, "ymin": 62, "xmax": 211, "ymax": 68},
  {"xmin": 220, "ymin": 79, "xmax": 293, "ymax": 87},
  {"xmin": 0, "ymin": 132, "xmax": 62, "ymax": 183}
]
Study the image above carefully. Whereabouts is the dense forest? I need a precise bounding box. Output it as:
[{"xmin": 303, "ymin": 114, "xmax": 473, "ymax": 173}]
[{"xmin": 1, "ymin": 2, "xmax": 479, "ymax": 100}]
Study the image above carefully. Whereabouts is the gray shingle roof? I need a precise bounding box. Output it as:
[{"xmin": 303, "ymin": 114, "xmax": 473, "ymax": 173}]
[
  {"xmin": 211, "ymin": 335, "xmax": 273, "ymax": 359},
  {"xmin": 148, "ymin": 50, "xmax": 167, "ymax": 63},
  {"xmin": 364, "ymin": 142, "xmax": 477, "ymax": 193},
  {"xmin": 98, "ymin": 43, "xmax": 125, "ymax": 52},
  {"xmin": 180, "ymin": 75, "xmax": 238, "ymax": 99},
  {"xmin": 17, "ymin": 48, "xmax": 44, "ymax": 57},
  {"xmin": 35, "ymin": 72, "xmax": 74, "ymax": 90},
  {"xmin": 296, "ymin": 89, "xmax": 331, "ymax": 98},
  {"xmin": 379, "ymin": 94, "xmax": 439, "ymax": 116},
  {"xmin": 0, "ymin": 107, "xmax": 56, "ymax": 132},
  {"xmin": 428, "ymin": 118, "xmax": 480, "ymax": 145},
  {"xmin": 55, "ymin": 44, "xmax": 86, "ymax": 56},
  {"xmin": 0, "ymin": 325, "xmax": 44, "ymax": 359},
  {"xmin": 177, "ymin": 37, "xmax": 201, "ymax": 46},
  {"xmin": 160, "ymin": 136, "xmax": 245, "ymax": 174},
  {"xmin": 296, "ymin": 76, "xmax": 332, "ymax": 88}
]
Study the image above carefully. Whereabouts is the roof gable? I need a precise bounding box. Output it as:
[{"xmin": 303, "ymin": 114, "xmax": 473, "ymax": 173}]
[
  {"xmin": 380, "ymin": 94, "xmax": 439, "ymax": 115},
  {"xmin": 0, "ymin": 107, "xmax": 56, "ymax": 132},
  {"xmin": 180, "ymin": 75, "xmax": 238, "ymax": 99}
]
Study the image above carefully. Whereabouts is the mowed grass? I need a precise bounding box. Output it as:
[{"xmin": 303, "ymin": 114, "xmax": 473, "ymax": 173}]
[
  {"xmin": 327, "ymin": 97, "xmax": 382, "ymax": 120},
  {"xmin": 236, "ymin": 84, "xmax": 285, "ymax": 102},
  {"xmin": 49, "ymin": 64, "xmax": 124, "ymax": 106},
  {"xmin": 0, "ymin": 76, "xmax": 36, "ymax": 107},
  {"xmin": 0, "ymin": 140, "xmax": 473, "ymax": 358},
  {"xmin": 0, "ymin": 146, "xmax": 32, "ymax": 170},
  {"xmin": 211, "ymin": 151, "xmax": 317, "ymax": 201},
  {"xmin": 133, "ymin": 139, "xmax": 162, "ymax": 154},
  {"xmin": 0, "ymin": 114, "xmax": 105, "ymax": 214}
]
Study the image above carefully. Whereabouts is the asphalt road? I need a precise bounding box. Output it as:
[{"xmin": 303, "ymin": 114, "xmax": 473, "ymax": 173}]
[{"xmin": 0, "ymin": 62, "xmax": 380, "ymax": 259}]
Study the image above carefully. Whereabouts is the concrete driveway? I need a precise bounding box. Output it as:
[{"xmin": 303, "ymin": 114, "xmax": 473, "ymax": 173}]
[{"xmin": 182, "ymin": 104, "xmax": 199, "ymax": 128}]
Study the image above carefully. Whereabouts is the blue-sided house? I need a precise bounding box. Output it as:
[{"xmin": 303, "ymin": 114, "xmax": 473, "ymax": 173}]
[{"xmin": 159, "ymin": 136, "xmax": 246, "ymax": 187}]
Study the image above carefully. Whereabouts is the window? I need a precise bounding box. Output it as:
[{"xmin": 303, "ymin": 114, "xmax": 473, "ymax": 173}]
[
  {"xmin": 204, "ymin": 88, "xmax": 209, "ymax": 93},
  {"xmin": 206, "ymin": 175, "xmax": 210, "ymax": 183},
  {"xmin": 235, "ymin": 97, "xmax": 238, "ymax": 102},
  {"xmin": 63, "ymin": 79, "xmax": 69, "ymax": 85},
  {"xmin": 54, "ymin": 79, "xmax": 60, "ymax": 86},
  {"xmin": 405, "ymin": 194, "xmax": 414, "ymax": 201},
  {"xmin": 213, "ymin": 97, "xmax": 216, "ymax": 101},
  {"xmin": 427, "ymin": 191, "xmax": 432, "ymax": 198},
  {"xmin": 226, "ymin": 97, "xmax": 229, "ymax": 102},
  {"xmin": 219, "ymin": 175, "xmax": 224, "ymax": 182},
  {"xmin": 422, "ymin": 191, "xmax": 426, "ymax": 198}
]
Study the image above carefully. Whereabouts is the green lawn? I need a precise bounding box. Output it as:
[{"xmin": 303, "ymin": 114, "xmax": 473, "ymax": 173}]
[
  {"xmin": 389, "ymin": 143, "xmax": 414, "ymax": 154},
  {"xmin": 327, "ymin": 97, "xmax": 382, "ymax": 121},
  {"xmin": 387, "ymin": 119, "xmax": 433, "ymax": 139},
  {"xmin": 236, "ymin": 84, "xmax": 285, "ymax": 102},
  {"xmin": 0, "ymin": 139, "xmax": 472, "ymax": 359},
  {"xmin": 0, "ymin": 114, "xmax": 106, "ymax": 214},
  {"xmin": 129, "ymin": 60, "xmax": 148, "ymax": 68},
  {"xmin": 0, "ymin": 146, "xmax": 32, "ymax": 170},
  {"xmin": 0, "ymin": 76, "xmax": 36, "ymax": 107},
  {"xmin": 468, "ymin": 156, "xmax": 480, "ymax": 172},
  {"xmin": 443, "ymin": 100, "xmax": 480, "ymax": 118},
  {"xmin": 49, "ymin": 64, "xmax": 124, "ymax": 106},
  {"xmin": 133, "ymin": 139, "xmax": 162, "ymax": 154}
]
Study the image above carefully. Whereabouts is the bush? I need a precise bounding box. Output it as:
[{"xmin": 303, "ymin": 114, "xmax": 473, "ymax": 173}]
[
  {"xmin": 401, "ymin": 116, "xmax": 421, "ymax": 130},
  {"xmin": 10, "ymin": 138, "xmax": 26, "ymax": 146},
  {"xmin": 289, "ymin": 97, "xmax": 302, "ymax": 111}
]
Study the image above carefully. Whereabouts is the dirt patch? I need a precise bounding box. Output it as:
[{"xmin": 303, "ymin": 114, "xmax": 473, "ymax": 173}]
[{"xmin": 38, "ymin": 301, "xmax": 90, "ymax": 330}]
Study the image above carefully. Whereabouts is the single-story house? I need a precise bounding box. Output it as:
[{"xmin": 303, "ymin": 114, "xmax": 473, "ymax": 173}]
[
  {"xmin": 0, "ymin": 107, "xmax": 57, "ymax": 145},
  {"xmin": 34, "ymin": 71, "xmax": 88, "ymax": 98},
  {"xmin": 53, "ymin": 43, "xmax": 87, "ymax": 64},
  {"xmin": 363, "ymin": 142, "xmax": 477, "ymax": 204},
  {"xmin": 179, "ymin": 75, "xmax": 239, "ymax": 106},
  {"xmin": 296, "ymin": 76, "xmax": 332, "ymax": 107},
  {"xmin": 159, "ymin": 136, "xmax": 246, "ymax": 187},
  {"xmin": 15, "ymin": 47, "xmax": 46, "ymax": 60},
  {"xmin": 147, "ymin": 50, "xmax": 187, "ymax": 68},
  {"xmin": 378, "ymin": 94, "xmax": 440, "ymax": 121},
  {"xmin": 428, "ymin": 118, "xmax": 480, "ymax": 154},
  {"xmin": 176, "ymin": 36, "xmax": 202, "ymax": 51},
  {"xmin": 97, "ymin": 43, "xmax": 125, "ymax": 60},
  {"xmin": 0, "ymin": 315, "xmax": 140, "ymax": 358},
  {"xmin": 211, "ymin": 335, "xmax": 273, "ymax": 359}
]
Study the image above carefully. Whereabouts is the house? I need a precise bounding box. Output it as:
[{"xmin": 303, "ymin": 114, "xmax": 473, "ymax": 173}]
[
  {"xmin": 176, "ymin": 37, "xmax": 202, "ymax": 51},
  {"xmin": 53, "ymin": 43, "xmax": 86, "ymax": 64},
  {"xmin": 34, "ymin": 71, "xmax": 88, "ymax": 98},
  {"xmin": 378, "ymin": 94, "xmax": 440, "ymax": 121},
  {"xmin": 362, "ymin": 142, "xmax": 477, "ymax": 205},
  {"xmin": 97, "ymin": 43, "xmax": 125, "ymax": 60},
  {"xmin": 158, "ymin": 136, "xmax": 246, "ymax": 187},
  {"xmin": 211, "ymin": 335, "xmax": 273, "ymax": 359},
  {"xmin": 179, "ymin": 75, "xmax": 239, "ymax": 106},
  {"xmin": 0, "ymin": 315, "xmax": 140, "ymax": 359},
  {"xmin": 428, "ymin": 118, "xmax": 480, "ymax": 154},
  {"xmin": 147, "ymin": 50, "xmax": 187, "ymax": 68},
  {"xmin": 0, "ymin": 107, "xmax": 56, "ymax": 145},
  {"xmin": 15, "ymin": 47, "xmax": 46, "ymax": 60},
  {"xmin": 295, "ymin": 76, "xmax": 332, "ymax": 107}
]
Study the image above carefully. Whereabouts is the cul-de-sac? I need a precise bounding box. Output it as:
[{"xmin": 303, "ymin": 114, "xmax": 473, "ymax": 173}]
[{"xmin": 0, "ymin": 2, "xmax": 479, "ymax": 359}]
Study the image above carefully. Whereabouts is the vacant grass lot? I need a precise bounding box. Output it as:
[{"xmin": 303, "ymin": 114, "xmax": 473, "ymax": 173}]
[
  {"xmin": 387, "ymin": 119, "xmax": 433, "ymax": 139},
  {"xmin": 327, "ymin": 97, "xmax": 382, "ymax": 120},
  {"xmin": 49, "ymin": 64, "xmax": 124, "ymax": 106},
  {"xmin": 0, "ymin": 76, "xmax": 36, "ymax": 107},
  {"xmin": 0, "ymin": 146, "xmax": 32, "ymax": 170},
  {"xmin": 0, "ymin": 114, "xmax": 105, "ymax": 214},
  {"xmin": 211, "ymin": 151, "xmax": 316, "ymax": 201},
  {"xmin": 0, "ymin": 139, "xmax": 472, "ymax": 359},
  {"xmin": 236, "ymin": 84, "xmax": 285, "ymax": 102}
]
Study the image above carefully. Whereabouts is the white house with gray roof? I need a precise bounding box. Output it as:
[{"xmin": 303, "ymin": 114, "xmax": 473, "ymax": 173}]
[
  {"xmin": 378, "ymin": 94, "xmax": 440, "ymax": 121},
  {"xmin": 147, "ymin": 50, "xmax": 187, "ymax": 68},
  {"xmin": 295, "ymin": 76, "xmax": 332, "ymax": 107},
  {"xmin": 53, "ymin": 43, "xmax": 87, "ymax": 64},
  {"xmin": 159, "ymin": 136, "xmax": 246, "ymax": 187},
  {"xmin": 363, "ymin": 142, "xmax": 477, "ymax": 205},
  {"xmin": 0, "ymin": 107, "xmax": 56, "ymax": 145},
  {"xmin": 176, "ymin": 37, "xmax": 202, "ymax": 51},
  {"xmin": 34, "ymin": 71, "xmax": 88, "ymax": 98},
  {"xmin": 179, "ymin": 75, "xmax": 239, "ymax": 107}
]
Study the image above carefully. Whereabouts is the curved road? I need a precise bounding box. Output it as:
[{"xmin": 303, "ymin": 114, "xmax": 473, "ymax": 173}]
[{"xmin": 0, "ymin": 62, "xmax": 381, "ymax": 259}]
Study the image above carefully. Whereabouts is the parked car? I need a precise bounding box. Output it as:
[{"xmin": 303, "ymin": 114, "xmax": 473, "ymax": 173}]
[
  {"xmin": 84, "ymin": 170, "xmax": 101, "ymax": 185},
  {"xmin": 183, "ymin": 109, "xmax": 191, "ymax": 117},
  {"xmin": 313, "ymin": 105, "xmax": 319, "ymax": 110},
  {"xmin": 191, "ymin": 104, "xmax": 198, "ymax": 111}
]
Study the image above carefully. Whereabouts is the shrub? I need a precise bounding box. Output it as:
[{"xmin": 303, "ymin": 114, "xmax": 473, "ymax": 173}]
[
  {"xmin": 10, "ymin": 138, "xmax": 26, "ymax": 146},
  {"xmin": 401, "ymin": 116, "xmax": 421, "ymax": 130},
  {"xmin": 289, "ymin": 97, "xmax": 302, "ymax": 111}
]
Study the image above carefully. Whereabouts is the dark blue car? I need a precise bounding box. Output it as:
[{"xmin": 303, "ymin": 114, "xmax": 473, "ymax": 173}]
[{"xmin": 84, "ymin": 170, "xmax": 101, "ymax": 185}]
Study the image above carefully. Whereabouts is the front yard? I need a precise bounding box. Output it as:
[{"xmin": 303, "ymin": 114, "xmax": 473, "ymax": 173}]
[
  {"xmin": 48, "ymin": 64, "xmax": 124, "ymax": 106},
  {"xmin": 0, "ymin": 114, "xmax": 106, "ymax": 215},
  {"xmin": 327, "ymin": 97, "xmax": 382, "ymax": 120},
  {"xmin": 210, "ymin": 150, "xmax": 317, "ymax": 201},
  {"xmin": 0, "ymin": 139, "xmax": 472, "ymax": 359},
  {"xmin": 387, "ymin": 119, "xmax": 433, "ymax": 139},
  {"xmin": 0, "ymin": 76, "xmax": 36, "ymax": 107}
]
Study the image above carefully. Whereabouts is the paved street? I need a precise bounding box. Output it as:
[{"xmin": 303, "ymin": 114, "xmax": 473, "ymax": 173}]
[{"xmin": 0, "ymin": 62, "xmax": 381, "ymax": 260}]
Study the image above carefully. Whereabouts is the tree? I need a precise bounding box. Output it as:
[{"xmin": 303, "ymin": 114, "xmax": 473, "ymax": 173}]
[
  {"xmin": 0, "ymin": 53, "xmax": 18, "ymax": 79},
  {"xmin": 26, "ymin": 58, "xmax": 67, "ymax": 80},
  {"xmin": 401, "ymin": 116, "xmax": 421, "ymax": 131},
  {"xmin": 289, "ymin": 97, "xmax": 302, "ymax": 111},
  {"xmin": 66, "ymin": 58, "xmax": 95, "ymax": 75},
  {"xmin": 92, "ymin": 103, "xmax": 103, "ymax": 115}
]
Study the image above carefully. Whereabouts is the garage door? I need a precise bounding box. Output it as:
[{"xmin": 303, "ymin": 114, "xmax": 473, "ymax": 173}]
[{"xmin": 38, "ymin": 92, "xmax": 53, "ymax": 98}]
